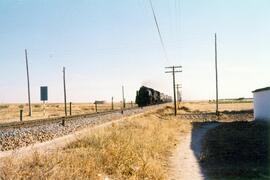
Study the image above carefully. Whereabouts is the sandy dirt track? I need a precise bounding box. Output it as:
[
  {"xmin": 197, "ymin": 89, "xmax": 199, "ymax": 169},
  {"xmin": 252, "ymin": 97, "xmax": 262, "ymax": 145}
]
[{"xmin": 169, "ymin": 123, "xmax": 219, "ymax": 180}]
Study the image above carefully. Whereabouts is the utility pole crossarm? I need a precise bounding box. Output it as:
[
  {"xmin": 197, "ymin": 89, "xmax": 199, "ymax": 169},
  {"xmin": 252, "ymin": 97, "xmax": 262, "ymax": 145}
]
[
  {"xmin": 165, "ymin": 71, "xmax": 182, "ymax": 73},
  {"xmin": 165, "ymin": 66, "xmax": 182, "ymax": 69}
]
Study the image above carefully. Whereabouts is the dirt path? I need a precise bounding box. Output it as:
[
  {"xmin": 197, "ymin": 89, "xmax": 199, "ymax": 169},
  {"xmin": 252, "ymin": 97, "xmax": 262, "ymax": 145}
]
[{"xmin": 169, "ymin": 123, "xmax": 219, "ymax": 180}]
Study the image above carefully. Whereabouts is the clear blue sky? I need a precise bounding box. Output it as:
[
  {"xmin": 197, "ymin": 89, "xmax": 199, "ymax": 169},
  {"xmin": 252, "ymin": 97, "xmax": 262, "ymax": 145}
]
[{"xmin": 0, "ymin": 0, "xmax": 269, "ymax": 103}]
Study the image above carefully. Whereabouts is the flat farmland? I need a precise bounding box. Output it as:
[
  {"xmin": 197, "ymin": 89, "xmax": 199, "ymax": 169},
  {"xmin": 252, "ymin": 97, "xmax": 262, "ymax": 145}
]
[
  {"xmin": 178, "ymin": 101, "xmax": 253, "ymax": 113},
  {"xmin": 0, "ymin": 103, "xmax": 135, "ymax": 123}
]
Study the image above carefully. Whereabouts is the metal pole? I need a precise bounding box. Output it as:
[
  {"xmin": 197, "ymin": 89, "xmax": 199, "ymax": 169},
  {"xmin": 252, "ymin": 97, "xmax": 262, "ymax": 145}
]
[
  {"xmin": 176, "ymin": 84, "xmax": 181, "ymax": 109},
  {"xmin": 176, "ymin": 84, "xmax": 179, "ymax": 102},
  {"xmin": 122, "ymin": 86, "xmax": 125, "ymax": 109},
  {"xmin": 20, "ymin": 110, "xmax": 23, "ymax": 121},
  {"xmin": 69, "ymin": 102, "xmax": 72, "ymax": 116},
  {"xmin": 111, "ymin": 97, "xmax": 114, "ymax": 110},
  {"xmin": 215, "ymin": 33, "xmax": 219, "ymax": 116},
  {"xmin": 43, "ymin": 101, "xmax": 45, "ymax": 117},
  {"xmin": 25, "ymin": 49, "xmax": 32, "ymax": 116},
  {"xmin": 63, "ymin": 67, "xmax": 67, "ymax": 117},
  {"xmin": 172, "ymin": 67, "xmax": 177, "ymax": 116}
]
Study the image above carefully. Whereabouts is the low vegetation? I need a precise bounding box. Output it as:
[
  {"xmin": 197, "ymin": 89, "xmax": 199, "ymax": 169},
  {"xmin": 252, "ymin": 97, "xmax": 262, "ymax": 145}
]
[
  {"xmin": 0, "ymin": 105, "xmax": 9, "ymax": 110},
  {"xmin": 0, "ymin": 103, "xmax": 134, "ymax": 123},
  {"xmin": 0, "ymin": 109, "xmax": 191, "ymax": 179},
  {"xmin": 201, "ymin": 121, "xmax": 270, "ymax": 179}
]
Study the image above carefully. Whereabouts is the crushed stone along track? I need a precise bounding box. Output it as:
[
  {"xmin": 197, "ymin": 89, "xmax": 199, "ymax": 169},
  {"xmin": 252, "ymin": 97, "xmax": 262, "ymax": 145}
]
[
  {"xmin": 0, "ymin": 106, "xmax": 162, "ymax": 152},
  {"xmin": 0, "ymin": 108, "xmax": 135, "ymax": 129}
]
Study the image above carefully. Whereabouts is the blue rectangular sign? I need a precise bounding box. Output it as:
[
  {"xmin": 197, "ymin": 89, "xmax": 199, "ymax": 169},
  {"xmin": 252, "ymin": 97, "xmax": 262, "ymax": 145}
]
[{"xmin": 40, "ymin": 86, "xmax": 48, "ymax": 101}]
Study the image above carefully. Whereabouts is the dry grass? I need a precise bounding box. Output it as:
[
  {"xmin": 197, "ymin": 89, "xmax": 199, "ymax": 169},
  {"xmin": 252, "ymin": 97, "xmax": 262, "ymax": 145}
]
[
  {"xmin": 0, "ymin": 108, "xmax": 191, "ymax": 179},
  {"xmin": 178, "ymin": 101, "xmax": 253, "ymax": 113},
  {"xmin": 0, "ymin": 102, "xmax": 135, "ymax": 123},
  {"xmin": 0, "ymin": 101, "xmax": 252, "ymax": 123}
]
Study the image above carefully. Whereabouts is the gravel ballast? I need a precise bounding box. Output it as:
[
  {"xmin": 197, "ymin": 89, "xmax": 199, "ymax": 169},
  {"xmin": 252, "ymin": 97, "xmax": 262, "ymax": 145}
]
[{"xmin": 0, "ymin": 106, "xmax": 160, "ymax": 151}]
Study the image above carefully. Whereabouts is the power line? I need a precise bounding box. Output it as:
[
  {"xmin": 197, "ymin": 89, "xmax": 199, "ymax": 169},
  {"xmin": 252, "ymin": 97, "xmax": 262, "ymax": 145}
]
[
  {"xmin": 149, "ymin": 0, "xmax": 169, "ymax": 62},
  {"xmin": 174, "ymin": 0, "xmax": 180, "ymax": 36}
]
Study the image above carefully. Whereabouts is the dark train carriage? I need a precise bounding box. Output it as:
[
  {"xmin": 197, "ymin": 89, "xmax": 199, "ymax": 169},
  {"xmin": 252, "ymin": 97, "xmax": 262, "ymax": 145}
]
[
  {"xmin": 135, "ymin": 86, "xmax": 168, "ymax": 107},
  {"xmin": 136, "ymin": 86, "xmax": 152, "ymax": 107}
]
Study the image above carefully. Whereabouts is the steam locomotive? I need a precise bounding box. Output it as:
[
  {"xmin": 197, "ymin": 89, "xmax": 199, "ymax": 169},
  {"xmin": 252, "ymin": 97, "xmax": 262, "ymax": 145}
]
[{"xmin": 135, "ymin": 86, "xmax": 172, "ymax": 107}]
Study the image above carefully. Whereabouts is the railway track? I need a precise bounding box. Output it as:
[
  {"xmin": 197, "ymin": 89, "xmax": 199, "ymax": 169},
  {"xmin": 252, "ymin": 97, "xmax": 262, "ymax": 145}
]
[
  {"xmin": 0, "ymin": 107, "xmax": 139, "ymax": 130},
  {"xmin": 0, "ymin": 105, "xmax": 165, "ymax": 151}
]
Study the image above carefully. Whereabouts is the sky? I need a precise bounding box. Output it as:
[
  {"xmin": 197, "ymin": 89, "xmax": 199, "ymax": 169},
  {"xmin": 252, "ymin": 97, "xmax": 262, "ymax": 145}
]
[{"xmin": 0, "ymin": 0, "xmax": 270, "ymax": 103}]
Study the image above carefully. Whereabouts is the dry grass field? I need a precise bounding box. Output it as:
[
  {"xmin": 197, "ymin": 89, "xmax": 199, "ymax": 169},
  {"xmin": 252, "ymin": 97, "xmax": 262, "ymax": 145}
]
[
  {"xmin": 0, "ymin": 102, "xmax": 135, "ymax": 123},
  {"xmin": 0, "ymin": 107, "xmax": 191, "ymax": 179},
  {"xmin": 178, "ymin": 101, "xmax": 253, "ymax": 113},
  {"xmin": 0, "ymin": 101, "xmax": 253, "ymax": 123},
  {"xmin": 0, "ymin": 102, "xmax": 257, "ymax": 179}
]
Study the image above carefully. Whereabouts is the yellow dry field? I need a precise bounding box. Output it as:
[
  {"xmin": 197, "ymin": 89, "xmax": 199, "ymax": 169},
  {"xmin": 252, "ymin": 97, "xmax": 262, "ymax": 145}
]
[
  {"xmin": 0, "ymin": 107, "xmax": 191, "ymax": 179},
  {"xmin": 178, "ymin": 101, "xmax": 253, "ymax": 113},
  {"xmin": 0, "ymin": 103, "xmax": 254, "ymax": 179},
  {"xmin": 0, "ymin": 103, "xmax": 135, "ymax": 123}
]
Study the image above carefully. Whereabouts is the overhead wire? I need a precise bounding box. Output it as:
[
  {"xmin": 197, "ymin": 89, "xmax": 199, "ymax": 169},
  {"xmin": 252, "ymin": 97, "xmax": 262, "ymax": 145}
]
[{"xmin": 148, "ymin": 0, "xmax": 170, "ymax": 63}]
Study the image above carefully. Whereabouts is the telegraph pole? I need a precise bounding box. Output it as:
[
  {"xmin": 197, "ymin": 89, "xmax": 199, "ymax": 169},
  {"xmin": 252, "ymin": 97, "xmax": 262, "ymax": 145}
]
[
  {"xmin": 215, "ymin": 33, "xmax": 219, "ymax": 116},
  {"xmin": 111, "ymin": 96, "xmax": 114, "ymax": 110},
  {"xmin": 122, "ymin": 85, "xmax": 125, "ymax": 109},
  {"xmin": 25, "ymin": 49, "xmax": 32, "ymax": 116},
  {"xmin": 63, "ymin": 67, "xmax": 67, "ymax": 117},
  {"xmin": 176, "ymin": 84, "xmax": 182, "ymax": 110},
  {"xmin": 165, "ymin": 66, "xmax": 182, "ymax": 116},
  {"xmin": 176, "ymin": 84, "xmax": 182, "ymax": 102}
]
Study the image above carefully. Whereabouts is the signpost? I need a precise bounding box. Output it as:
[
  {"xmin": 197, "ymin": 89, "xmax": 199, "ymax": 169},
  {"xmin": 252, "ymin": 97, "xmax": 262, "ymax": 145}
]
[
  {"xmin": 94, "ymin": 101, "xmax": 105, "ymax": 113},
  {"xmin": 40, "ymin": 86, "xmax": 48, "ymax": 116}
]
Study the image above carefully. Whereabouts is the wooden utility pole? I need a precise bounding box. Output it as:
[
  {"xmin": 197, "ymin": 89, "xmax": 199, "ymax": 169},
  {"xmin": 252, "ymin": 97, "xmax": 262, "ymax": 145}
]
[
  {"xmin": 165, "ymin": 66, "xmax": 182, "ymax": 116},
  {"xmin": 20, "ymin": 109, "xmax": 23, "ymax": 121},
  {"xmin": 176, "ymin": 84, "xmax": 182, "ymax": 110},
  {"xmin": 25, "ymin": 49, "xmax": 32, "ymax": 116},
  {"xmin": 69, "ymin": 102, "xmax": 72, "ymax": 116},
  {"xmin": 176, "ymin": 84, "xmax": 182, "ymax": 102},
  {"xmin": 111, "ymin": 97, "xmax": 114, "ymax": 110},
  {"xmin": 122, "ymin": 86, "xmax": 125, "ymax": 109},
  {"xmin": 215, "ymin": 33, "xmax": 219, "ymax": 116},
  {"xmin": 63, "ymin": 67, "xmax": 67, "ymax": 117},
  {"xmin": 95, "ymin": 102, "xmax": 98, "ymax": 113}
]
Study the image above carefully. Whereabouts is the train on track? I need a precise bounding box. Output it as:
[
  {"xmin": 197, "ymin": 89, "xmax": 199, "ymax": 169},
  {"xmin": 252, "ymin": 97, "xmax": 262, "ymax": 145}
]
[{"xmin": 135, "ymin": 86, "xmax": 172, "ymax": 107}]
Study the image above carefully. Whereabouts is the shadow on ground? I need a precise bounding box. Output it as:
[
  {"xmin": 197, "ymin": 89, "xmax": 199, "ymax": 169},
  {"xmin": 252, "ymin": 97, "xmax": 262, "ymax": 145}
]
[{"xmin": 191, "ymin": 119, "xmax": 270, "ymax": 180}]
